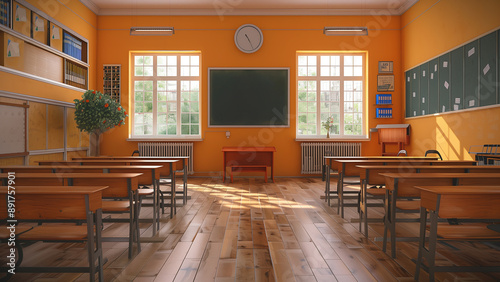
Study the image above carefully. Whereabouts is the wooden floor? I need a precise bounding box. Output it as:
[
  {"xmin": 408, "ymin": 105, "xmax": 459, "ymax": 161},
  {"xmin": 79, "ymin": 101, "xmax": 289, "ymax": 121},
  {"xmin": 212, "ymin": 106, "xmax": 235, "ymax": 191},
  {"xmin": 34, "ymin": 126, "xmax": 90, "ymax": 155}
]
[{"xmin": 3, "ymin": 177, "xmax": 500, "ymax": 281}]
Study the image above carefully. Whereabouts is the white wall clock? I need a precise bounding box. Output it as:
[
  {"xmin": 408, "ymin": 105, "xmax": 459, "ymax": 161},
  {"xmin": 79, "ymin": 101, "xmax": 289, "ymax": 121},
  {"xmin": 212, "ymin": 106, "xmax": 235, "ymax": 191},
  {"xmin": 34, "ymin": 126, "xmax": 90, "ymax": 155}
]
[{"xmin": 234, "ymin": 24, "xmax": 263, "ymax": 53}]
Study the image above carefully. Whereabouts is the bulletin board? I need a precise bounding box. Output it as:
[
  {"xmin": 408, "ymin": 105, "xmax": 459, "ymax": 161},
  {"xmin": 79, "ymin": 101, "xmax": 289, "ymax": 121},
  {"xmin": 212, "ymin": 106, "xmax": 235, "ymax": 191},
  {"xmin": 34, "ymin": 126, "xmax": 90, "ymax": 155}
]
[
  {"xmin": 0, "ymin": 102, "xmax": 28, "ymax": 157},
  {"xmin": 406, "ymin": 29, "xmax": 500, "ymax": 118}
]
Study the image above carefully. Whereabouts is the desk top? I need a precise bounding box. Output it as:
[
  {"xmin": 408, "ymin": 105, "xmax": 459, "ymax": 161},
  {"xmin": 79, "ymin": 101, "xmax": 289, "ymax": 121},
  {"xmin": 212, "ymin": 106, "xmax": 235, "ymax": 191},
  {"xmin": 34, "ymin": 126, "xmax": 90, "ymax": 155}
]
[
  {"xmin": 74, "ymin": 156, "xmax": 190, "ymax": 160},
  {"xmin": 324, "ymin": 156, "xmax": 434, "ymax": 159},
  {"xmin": 222, "ymin": 147, "xmax": 276, "ymax": 152},
  {"xmin": 38, "ymin": 160, "xmax": 178, "ymax": 164},
  {"xmin": 356, "ymin": 165, "xmax": 497, "ymax": 169},
  {"xmin": 0, "ymin": 172, "xmax": 143, "ymax": 178},
  {"xmin": 0, "ymin": 186, "xmax": 108, "ymax": 194},
  {"xmin": 0, "ymin": 165, "xmax": 163, "ymax": 169},
  {"xmin": 331, "ymin": 159, "xmax": 444, "ymax": 163},
  {"xmin": 380, "ymin": 172, "xmax": 500, "ymax": 179},
  {"xmin": 415, "ymin": 185, "xmax": 500, "ymax": 195}
]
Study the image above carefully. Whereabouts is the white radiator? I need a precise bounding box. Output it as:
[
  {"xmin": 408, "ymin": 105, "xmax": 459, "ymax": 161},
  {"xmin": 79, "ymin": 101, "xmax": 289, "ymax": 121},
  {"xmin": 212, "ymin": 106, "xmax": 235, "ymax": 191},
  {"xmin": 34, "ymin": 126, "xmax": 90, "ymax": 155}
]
[
  {"xmin": 138, "ymin": 142, "xmax": 194, "ymax": 174},
  {"xmin": 301, "ymin": 142, "xmax": 361, "ymax": 174}
]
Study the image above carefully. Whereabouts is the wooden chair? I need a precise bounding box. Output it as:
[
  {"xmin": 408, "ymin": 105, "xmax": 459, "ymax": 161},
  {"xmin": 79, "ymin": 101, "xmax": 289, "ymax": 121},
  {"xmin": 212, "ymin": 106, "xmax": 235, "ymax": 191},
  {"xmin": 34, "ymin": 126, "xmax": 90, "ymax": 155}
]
[{"xmin": 425, "ymin": 149, "xmax": 442, "ymax": 160}]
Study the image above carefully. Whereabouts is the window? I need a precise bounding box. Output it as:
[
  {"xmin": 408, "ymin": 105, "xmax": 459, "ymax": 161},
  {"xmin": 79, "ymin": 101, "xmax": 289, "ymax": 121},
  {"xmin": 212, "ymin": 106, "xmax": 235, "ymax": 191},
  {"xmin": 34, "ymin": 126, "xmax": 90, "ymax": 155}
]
[
  {"xmin": 297, "ymin": 53, "xmax": 366, "ymax": 138},
  {"xmin": 131, "ymin": 53, "xmax": 201, "ymax": 138}
]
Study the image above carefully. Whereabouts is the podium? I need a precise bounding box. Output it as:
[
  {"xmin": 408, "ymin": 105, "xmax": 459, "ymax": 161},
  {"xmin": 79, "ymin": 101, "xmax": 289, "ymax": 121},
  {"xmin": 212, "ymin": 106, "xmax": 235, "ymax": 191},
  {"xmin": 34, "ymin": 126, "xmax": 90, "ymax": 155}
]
[{"xmin": 376, "ymin": 124, "xmax": 410, "ymax": 156}]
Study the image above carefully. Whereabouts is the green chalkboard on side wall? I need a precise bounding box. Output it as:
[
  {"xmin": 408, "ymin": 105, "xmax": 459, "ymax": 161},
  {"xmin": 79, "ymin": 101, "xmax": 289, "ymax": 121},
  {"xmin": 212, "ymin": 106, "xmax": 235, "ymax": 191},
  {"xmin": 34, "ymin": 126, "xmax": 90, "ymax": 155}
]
[{"xmin": 209, "ymin": 68, "xmax": 289, "ymax": 127}]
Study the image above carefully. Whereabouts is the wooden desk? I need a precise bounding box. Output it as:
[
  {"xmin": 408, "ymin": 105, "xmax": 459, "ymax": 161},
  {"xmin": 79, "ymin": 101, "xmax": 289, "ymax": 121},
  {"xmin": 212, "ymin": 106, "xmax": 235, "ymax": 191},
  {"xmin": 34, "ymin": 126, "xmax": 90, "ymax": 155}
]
[
  {"xmin": 36, "ymin": 160, "xmax": 179, "ymax": 221},
  {"xmin": 414, "ymin": 186, "xmax": 500, "ymax": 281},
  {"xmin": 357, "ymin": 165, "xmax": 500, "ymax": 237},
  {"xmin": 0, "ymin": 185, "xmax": 107, "ymax": 281},
  {"xmin": 0, "ymin": 165, "xmax": 164, "ymax": 230},
  {"xmin": 380, "ymin": 172, "xmax": 500, "ymax": 258},
  {"xmin": 0, "ymin": 172, "xmax": 143, "ymax": 258},
  {"xmin": 72, "ymin": 156, "xmax": 190, "ymax": 204},
  {"xmin": 222, "ymin": 147, "xmax": 276, "ymax": 182},
  {"xmin": 323, "ymin": 156, "xmax": 440, "ymax": 173},
  {"xmin": 325, "ymin": 158, "xmax": 474, "ymax": 218}
]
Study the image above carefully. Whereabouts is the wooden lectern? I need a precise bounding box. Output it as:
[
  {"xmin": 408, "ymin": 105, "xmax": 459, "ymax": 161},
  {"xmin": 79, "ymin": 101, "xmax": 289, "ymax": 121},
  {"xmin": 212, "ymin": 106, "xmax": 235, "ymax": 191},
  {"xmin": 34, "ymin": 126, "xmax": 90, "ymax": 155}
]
[{"xmin": 376, "ymin": 124, "xmax": 410, "ymax": 156}]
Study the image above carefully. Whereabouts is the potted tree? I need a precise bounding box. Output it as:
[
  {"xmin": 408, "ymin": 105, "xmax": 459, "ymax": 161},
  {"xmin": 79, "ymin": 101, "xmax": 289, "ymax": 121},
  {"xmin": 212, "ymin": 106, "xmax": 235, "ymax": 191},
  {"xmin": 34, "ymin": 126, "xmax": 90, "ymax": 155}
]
[{"xmin": 74, "ymin": 90, "xmax": 128, "ymax": 156}]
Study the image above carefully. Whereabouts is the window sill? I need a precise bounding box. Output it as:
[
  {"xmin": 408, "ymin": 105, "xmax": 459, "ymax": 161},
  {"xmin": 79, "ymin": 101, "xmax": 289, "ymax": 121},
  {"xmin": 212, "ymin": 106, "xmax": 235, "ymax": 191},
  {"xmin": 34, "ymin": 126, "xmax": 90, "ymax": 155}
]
[
  {"xmin": 295, "ymin": 136, "xmax": 370, "ymax": 142},
  {"xmin": 127, "ymin": 137, "xmax": 203, "ymax": 142}
]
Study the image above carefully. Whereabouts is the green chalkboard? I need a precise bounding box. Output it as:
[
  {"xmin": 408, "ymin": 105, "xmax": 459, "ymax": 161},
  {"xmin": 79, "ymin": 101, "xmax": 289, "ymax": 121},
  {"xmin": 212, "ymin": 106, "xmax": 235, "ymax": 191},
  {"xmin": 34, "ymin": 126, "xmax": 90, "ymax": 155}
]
[
  {"xmin": 405, "ymin": 71, "xmax": 412, "ymax": 117},
  {"xmin": 410, "ymin": 68, "xmax": 420, "ymax": 116},
  {"xmin": 406, "ymin": 28, "xmax": 500, "ymax": 117},
  {"xmin": 480, "ymin": 31, "xmax": 497, "ymax": 106},
  {"xmin": 464, "ymin": 40, "xmax": 479, "ymax": 109},
  {"xmin": 419, "ymin": 63, "xmax": 429, "ymax": 116},
  {"xmin": 209, "ymin": 68, "xmax": 289, "ymax": 127},
  {"xmin": 450, "ymin": 47, "xmax": 464, "ymax": 111},
  {"xmin": 428, "ymin": 58, "xmax": 439, "ymax": 114},
  {"xmin": 439, "ymin": 53, "xmax": 450, "ymax": 113}
]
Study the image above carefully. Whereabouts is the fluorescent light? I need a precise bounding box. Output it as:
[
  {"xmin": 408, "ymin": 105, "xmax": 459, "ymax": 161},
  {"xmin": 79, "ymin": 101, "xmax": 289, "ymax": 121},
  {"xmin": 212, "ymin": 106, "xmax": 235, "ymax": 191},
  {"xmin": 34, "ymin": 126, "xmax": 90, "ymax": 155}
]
[
  {"xmin": 323, "ymin": 27, "xmax": 368, "ymax": 36},
  {"xmin": 130, "ymin": 27, "xmax": 174, "ymax": 36}
]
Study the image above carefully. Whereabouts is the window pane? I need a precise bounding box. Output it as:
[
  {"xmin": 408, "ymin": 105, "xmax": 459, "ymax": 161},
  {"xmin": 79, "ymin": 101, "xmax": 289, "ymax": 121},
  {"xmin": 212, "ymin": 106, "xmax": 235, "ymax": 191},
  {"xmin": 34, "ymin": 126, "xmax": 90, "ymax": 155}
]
[{"xmin": 132, "ymin": 54, "xmax": 203, "ymax": 137}]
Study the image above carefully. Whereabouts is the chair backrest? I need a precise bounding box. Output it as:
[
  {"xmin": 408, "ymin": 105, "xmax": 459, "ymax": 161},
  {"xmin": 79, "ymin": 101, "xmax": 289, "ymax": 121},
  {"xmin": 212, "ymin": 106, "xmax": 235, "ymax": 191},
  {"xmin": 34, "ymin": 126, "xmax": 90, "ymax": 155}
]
[
  {"xmin": 397, "ymin": 149, "xmax": 407, "ymax": 156},
  {"xmin": 132, "ymin": 150, "xmax": 140, "ymax": 156},
  {"xmin": 425, "ymin": 149, "xmax": 443, "ymax": 160}
]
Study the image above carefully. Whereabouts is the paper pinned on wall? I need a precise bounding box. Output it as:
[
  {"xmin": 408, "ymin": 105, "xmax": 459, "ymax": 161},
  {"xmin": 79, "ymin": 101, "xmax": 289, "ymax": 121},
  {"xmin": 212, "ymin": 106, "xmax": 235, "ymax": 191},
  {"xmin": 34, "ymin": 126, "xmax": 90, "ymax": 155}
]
[
  {"xmin": 454, "ymin": 105, "xmax": 459, "ymax": 111},
  {"xmin": 15, "ymin": 5, "xmax": 27, "ymax": 22},
  {"xmin": 412, "ymin": 92, "xmax": 416, "ymax": 97},
  {"xmin": 442, "ymin": 105, "xmax": 446, "ymax": 112},
  {"xmin": 407, "ymin": 77, "xmax": 410, "ymax": 82},
  {"xmin": 444, "ymin": 81, "xmax": 449, "ymax": 89},
  {"xmin": 413, "ymin": 73, "xmax": 416, "ymax": 79},
  {"xmin": 431, "ymin": 73, "xmax": 434, "ymax": 79},
  {"xmin": 468, "ymin": 47, "xmax": 475, "ymax": 57},
  {"xmin": 455, "ymin": 98, "xmax": 460, "ymax": 104},
  {"xmin": 52, "ymin": 25, "xmax": 60, "ymax": 40},
  {"xmin": 422, "ymin": 70, "xmax": 426, "ymax": 77},
  {"xmin": 422, "ymin": 110, "xmax": 425, "ymax": 115},
  {"xmin": 413, "ymin": 111, "xmax": 416, "ymax": 116},
  {"xmin": 434, "ymin": 64, "xmax": 437, "ymax": 72},
  {"xmin": 7, "ymin": 40, "xmax": 20, "ymax": 57},
  {"xmin": 422, "ymin": 97, "xmax": 425, "ymax": 103},
  {"xmin": 483, "ymin": 64, "xmax": 490, "ymax": 75},
  {"xmin": 469, "ymin": 100, "xmax": 475, "ymax": 107},
  {"xmin": 443, "ymin": 61, "xmax": 448, "ymax": 68},
  {"xmin": 34, "ymin": 16, "xmax": 44, "ymax": 32}
]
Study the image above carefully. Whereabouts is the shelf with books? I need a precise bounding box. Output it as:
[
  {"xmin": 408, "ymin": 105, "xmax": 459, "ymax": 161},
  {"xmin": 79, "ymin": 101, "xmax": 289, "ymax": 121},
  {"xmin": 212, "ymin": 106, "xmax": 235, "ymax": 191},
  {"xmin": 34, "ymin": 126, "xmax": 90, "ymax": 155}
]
[{"xmin": 103, "ymin": 65, "xmax": 120, "ymax": 102}]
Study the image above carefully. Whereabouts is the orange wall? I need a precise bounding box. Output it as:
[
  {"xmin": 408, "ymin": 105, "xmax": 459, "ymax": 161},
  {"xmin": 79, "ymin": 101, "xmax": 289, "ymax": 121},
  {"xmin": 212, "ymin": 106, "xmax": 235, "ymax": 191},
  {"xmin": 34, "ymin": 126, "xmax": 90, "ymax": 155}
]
[
  {"xmin": 402, "ymin": 0, "xmax": 500, "ymax": 159},
  {"xmin": 97, "ymin": 14, "xmax": 402, "ymax": 176}
]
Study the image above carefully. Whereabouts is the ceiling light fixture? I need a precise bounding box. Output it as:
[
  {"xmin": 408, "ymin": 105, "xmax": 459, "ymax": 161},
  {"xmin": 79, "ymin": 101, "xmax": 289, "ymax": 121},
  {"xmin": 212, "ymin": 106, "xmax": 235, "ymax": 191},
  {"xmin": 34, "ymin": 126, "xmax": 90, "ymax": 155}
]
[
  {"xmin": 130, "ymin": 27, "xmax": 175, "ymax": 36},
  {"xmin": 323, "ymin": 27, "xmax": 368, "ymax": 36}
]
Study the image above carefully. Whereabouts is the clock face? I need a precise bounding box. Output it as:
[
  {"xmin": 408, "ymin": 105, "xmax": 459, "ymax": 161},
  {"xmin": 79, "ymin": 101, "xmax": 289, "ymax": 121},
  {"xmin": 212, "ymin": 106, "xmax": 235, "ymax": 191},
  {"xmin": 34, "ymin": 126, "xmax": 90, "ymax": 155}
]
[{"xmin": 234, "ymin": 24, "xmax": 263, "ymax": 53}]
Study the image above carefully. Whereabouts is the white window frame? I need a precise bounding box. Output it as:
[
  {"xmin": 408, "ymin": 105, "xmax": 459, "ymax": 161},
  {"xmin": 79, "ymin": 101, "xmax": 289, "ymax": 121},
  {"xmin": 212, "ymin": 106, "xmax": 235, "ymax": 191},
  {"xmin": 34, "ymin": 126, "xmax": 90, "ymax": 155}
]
[
  {"xmin": 296, "ymin": 52, "xmax": 367, "ymax": 139},
  {"xmin": 130, "ymin": 52, "xmax": 201, "ymax": 139}
]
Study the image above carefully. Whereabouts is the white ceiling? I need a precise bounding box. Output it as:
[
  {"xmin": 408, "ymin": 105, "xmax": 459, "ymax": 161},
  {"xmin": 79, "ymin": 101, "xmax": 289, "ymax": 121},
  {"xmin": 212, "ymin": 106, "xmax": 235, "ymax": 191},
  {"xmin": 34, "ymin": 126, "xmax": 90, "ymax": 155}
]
[{"xmin": 81, "ymin": 0, "xmax": 419, "ymax": 16}]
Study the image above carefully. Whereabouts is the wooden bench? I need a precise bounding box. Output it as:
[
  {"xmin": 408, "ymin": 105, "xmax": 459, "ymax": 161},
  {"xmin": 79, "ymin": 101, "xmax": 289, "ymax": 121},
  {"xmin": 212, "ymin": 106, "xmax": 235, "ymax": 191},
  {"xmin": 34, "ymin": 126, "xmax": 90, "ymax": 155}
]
[
  {"xmin": 0, "ymin": 172, "xmax": 143, "ymax": 259},
  {"xmin": 230, "ymin": 165, "xmax": 268, "ymax": 183},
  {"xmin": 414, "ymin": 186, "xmax": 500, "ymax": 282},
  {"xmin": 356, "ymin": 165, "xmax": 500, "ymax": 238},
  {"xmin": 380, "ymin": 172, "xmax": 500, "ymax": 258},
  {"xmin": 0, "ymin": 186, "xmax": 107, "ymax": 281},
  {"xmin": 325, "ymin": 158, "xmax": 474, "ymax": 218}
]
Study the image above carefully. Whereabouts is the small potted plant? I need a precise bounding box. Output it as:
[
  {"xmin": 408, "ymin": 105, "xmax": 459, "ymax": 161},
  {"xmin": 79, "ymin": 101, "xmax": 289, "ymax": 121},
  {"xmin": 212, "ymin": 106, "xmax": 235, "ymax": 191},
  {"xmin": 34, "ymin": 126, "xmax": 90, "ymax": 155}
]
[
  {"xmin": 322, "ymin": 116, "xmax": 334, "ymax": 138},
  {"xmin": 74, "ymin": 90, "xmax": 128, "ymax": 155}
]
